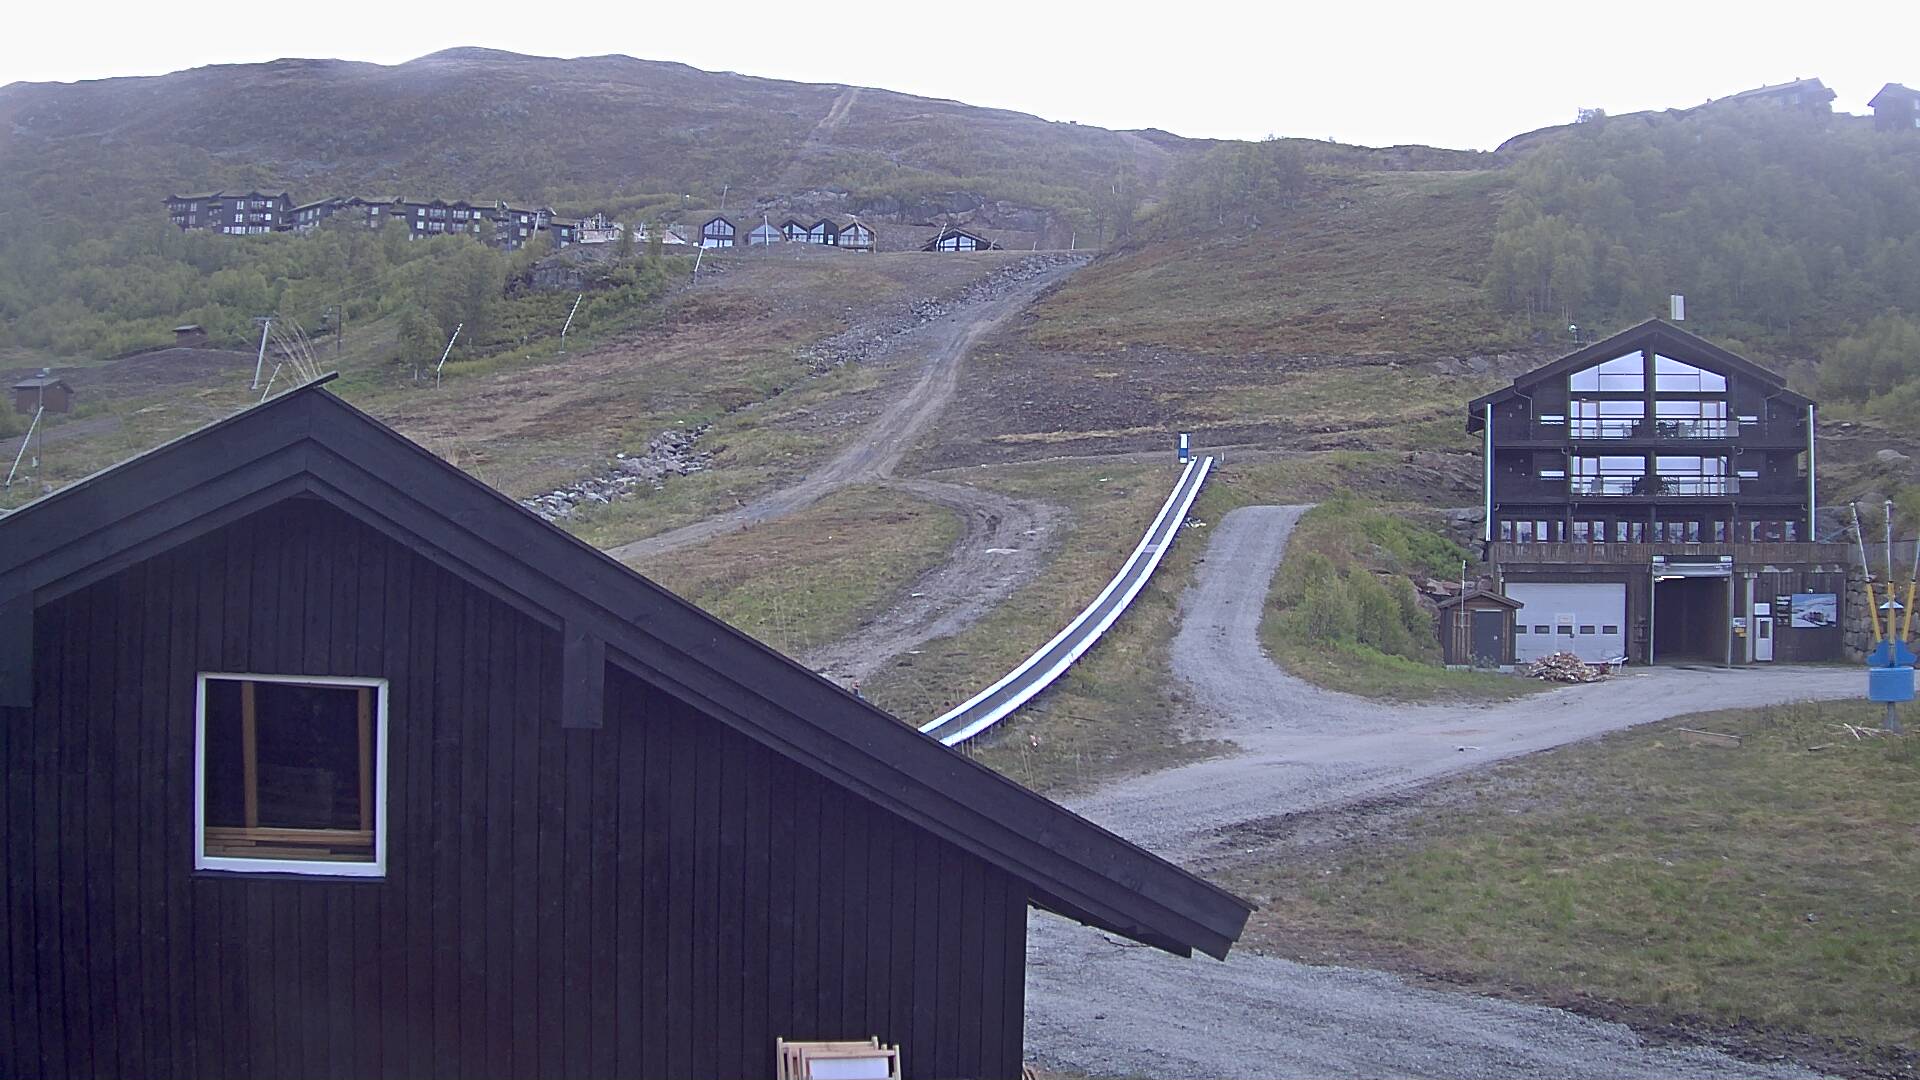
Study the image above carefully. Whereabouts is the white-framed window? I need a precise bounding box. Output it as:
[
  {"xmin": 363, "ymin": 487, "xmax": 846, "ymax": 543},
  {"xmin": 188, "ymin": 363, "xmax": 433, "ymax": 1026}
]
[{"xmin": 194, "ymin": 673, "xmax": 389, "ymax": 878}]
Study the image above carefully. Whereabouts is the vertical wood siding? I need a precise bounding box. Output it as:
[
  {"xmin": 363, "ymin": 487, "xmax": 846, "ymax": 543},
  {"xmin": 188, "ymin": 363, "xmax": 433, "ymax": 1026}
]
[{"xmin": 1, "ymin": 498, "xmax": 1026, "ymax": 1079}]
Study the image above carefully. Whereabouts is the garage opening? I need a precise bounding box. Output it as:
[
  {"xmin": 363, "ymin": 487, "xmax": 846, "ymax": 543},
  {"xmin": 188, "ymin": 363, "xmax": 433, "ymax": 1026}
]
[
  {"xmin": 1651, "ymin": 574, "xmax": 1732, "ymax": 664},
  {"xmin": 1506, "ymin": 582, "xmax": 1627, "ymax": 664}
]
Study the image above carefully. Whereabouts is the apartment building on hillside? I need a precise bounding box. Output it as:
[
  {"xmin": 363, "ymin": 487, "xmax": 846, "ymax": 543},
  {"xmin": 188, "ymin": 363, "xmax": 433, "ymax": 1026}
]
[{"xmin": 166, "ymin": 191, "xmax": 293, "ymax": 234}]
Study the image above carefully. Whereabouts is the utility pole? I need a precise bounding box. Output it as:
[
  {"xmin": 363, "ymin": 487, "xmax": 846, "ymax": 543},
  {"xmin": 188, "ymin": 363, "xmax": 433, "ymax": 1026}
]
[{"xmin": 251, "ymin": 317, "xmax": 273, "ymax": 389}]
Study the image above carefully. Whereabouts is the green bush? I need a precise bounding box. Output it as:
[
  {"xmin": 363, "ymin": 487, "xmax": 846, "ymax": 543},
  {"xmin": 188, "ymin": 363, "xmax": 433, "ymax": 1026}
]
[
  {"xmin": 1274, "ymin": 550, "xmax": 1337, "ymax": 609},
  {"xmin": 1292, "ymin": 574, "xmax": 1357, "ymax": 644},
  {"xmin": 1349, "ymin": 570, "xmax": 1411, "ymax": 655}
]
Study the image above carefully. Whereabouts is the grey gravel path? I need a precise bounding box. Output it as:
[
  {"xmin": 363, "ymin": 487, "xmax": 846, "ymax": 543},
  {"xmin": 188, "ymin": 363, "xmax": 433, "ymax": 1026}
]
[{"xmin": 1025, "ymin": 504, "xmax": 1855, "ymax": 1079}]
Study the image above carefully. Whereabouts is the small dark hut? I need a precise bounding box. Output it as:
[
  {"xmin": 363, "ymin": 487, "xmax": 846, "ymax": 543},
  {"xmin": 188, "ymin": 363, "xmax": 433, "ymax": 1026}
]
[
  {"xmin": 0, "ymin": 380, "xmax": 1250, "ymax": 1080},
  {"xmin": 10, "ymin": 375, "xmax": 72, "ymax": 417},
  {"xmin": 173, "ymin": 324, "xmax": 209, "ymax": 346},
  {"xmin": 1436, "ymin": 589, "xmax": 1524, "ymax": 667}
]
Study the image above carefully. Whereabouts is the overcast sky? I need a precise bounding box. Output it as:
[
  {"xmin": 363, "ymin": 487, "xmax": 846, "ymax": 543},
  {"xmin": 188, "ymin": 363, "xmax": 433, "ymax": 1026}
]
[{"xmin": 8, "ymin": 1, "xmax": 1917, "ymax": 150}]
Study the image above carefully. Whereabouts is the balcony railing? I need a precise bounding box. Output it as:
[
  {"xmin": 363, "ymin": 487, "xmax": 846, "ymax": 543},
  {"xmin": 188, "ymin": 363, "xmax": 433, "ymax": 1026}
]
[
  {"xmin": 1569, "ymin": 476, "xmax": 1731, "ymax": 497},
  {"xmin": 1496, "ymin": 419, "xmax": 1803, "ymax": 445},
  {"xmin": 1492, "ymin": 541, "xmax": 1850, "ymax": 565}
]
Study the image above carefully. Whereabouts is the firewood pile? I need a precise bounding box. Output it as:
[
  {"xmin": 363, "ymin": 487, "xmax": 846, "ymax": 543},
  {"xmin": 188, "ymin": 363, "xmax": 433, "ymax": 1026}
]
[{"xmin": 1520, "ymin": 651, "xmax": 1611, "ymax": 683}]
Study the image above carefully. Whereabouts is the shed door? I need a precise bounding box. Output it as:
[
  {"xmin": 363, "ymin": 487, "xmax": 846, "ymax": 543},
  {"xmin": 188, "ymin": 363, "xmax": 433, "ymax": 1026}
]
[
  {"xmin": 1752, "ymin": 603, "xmax": 1774, "ymax": 662},
  {"xmin": 1507, "ymin": 583, "xmax": 1626, "ymax": 663},
  {"xmin": 1470, "ymin": 608, "xmax": 1506, "ymax": 665}
]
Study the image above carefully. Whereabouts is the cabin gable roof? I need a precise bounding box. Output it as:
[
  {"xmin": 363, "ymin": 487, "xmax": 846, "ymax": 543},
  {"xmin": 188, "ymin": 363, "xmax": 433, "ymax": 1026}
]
[
  {"xmin": 0, "ymin": 380, "xmax": 1251, "ymax": 961},
  {"xmin": 1467, "ymin": 318, "xmax": 1812, "ymax": 431}
]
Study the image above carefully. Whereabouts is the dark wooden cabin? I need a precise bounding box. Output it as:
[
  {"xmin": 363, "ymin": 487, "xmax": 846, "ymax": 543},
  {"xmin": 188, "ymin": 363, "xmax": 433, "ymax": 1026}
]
[
  {"xmin": 172, "ymin": 324, "xmax": 208, "ymax": 347},
  {"xmin": 0, "ymin": 380, "xmax": 1250, "ymax": 1080},
  {"xmin": 840, "ymin": 221, "xmax": 876, "ymax": 252},
  {"xmin": 11, "ymin": 376, "xmax": 72, "ymax": 417},
  {"xmin": 700, "ymin": 215, "xmax": 737, "ymax": 248},
  {"xmin": 923, "ymin": 226, "xmax": 1000, "ymax": 252},
  {"xmin": 807, "ymin": 219, "xmax": 841, "ymax": 246},
  {"xmin": 1871, "ymin": 83, "xmax": 1920, "ymax": 130}
]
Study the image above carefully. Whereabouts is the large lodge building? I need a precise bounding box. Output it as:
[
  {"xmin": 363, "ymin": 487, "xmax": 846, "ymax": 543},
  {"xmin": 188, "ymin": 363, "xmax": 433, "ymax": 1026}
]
[{"xmin": 1473, "ymin": 319, "xmax": 1849, "ymax": 668}]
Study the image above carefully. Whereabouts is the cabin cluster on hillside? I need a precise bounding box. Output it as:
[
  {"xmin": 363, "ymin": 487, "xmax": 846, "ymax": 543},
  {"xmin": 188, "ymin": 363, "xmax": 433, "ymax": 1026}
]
[
  {"xmin": 163, "ymin": 193, "xmax": 680, "ymax": 252},
  {"xmin": 698, "ymin": 214, "xmax": 1005, "ymax": 254},
  {"xmin": 163, "ymin": 192, "xmax": 1009, "ymax": 256}
]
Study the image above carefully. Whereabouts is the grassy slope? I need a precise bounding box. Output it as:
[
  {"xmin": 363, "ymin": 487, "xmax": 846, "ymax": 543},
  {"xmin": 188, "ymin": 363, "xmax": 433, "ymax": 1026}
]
[
  {"xmin": 1025, "ymin": 170, "xmax": 1518, "ymax": 357},
  {"xmin": 865, "ymin": 451, "xmax": 1489, "ymax": 793},
  {"xmin": 863, "ymin": 459, "xmax": 1232, "ymax": 792},
  {"xmin": 1233, "ymin": 700, "xmax": 1920, "ymax": 1062},
  {"xmin": 1256, "ymin": 498, "xmax": 1540, "ymax": 703},
  {"xmin": 635, "ymin": 484, "xmax": 962, "ymax": 661}
]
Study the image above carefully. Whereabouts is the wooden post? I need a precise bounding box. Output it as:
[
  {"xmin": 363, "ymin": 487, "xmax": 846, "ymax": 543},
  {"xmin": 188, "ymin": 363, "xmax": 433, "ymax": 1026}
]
[
  {"xmin": 241, "ymin": 681, "xmax": 260, "ymax": 828},
  {"xmin": 357, "ymin": 687, "xmax": 373, "ymax": 832}
]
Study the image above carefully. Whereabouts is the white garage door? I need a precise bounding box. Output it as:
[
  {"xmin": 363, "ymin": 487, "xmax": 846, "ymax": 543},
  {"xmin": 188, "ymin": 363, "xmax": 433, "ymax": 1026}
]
[{"xmin": 1507, "ymin": 582, "xmax": 1626, "ymax": 663}]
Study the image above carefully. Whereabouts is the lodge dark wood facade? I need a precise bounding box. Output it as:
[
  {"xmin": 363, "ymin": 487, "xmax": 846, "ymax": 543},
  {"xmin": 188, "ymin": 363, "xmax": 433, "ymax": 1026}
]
[
  {"xmin": 0, "ymin": 383, "xmax": 1249, "ymax": 1080},
  {"xmin": 1470, "ymin": 320, "xmax": 1846, "ymax": 665}
]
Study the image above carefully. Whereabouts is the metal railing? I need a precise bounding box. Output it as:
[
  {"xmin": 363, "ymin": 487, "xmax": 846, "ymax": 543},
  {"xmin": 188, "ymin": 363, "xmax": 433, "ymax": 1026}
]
[{"xmin": 919, "ymin": 456, "xmax": 1214, "ymax": 747}]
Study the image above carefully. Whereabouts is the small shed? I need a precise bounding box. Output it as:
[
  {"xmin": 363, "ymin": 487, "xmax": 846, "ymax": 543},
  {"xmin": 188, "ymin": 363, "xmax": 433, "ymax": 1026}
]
[
  {"xmin": 11, "ymin": 375, "xmax": 73, "ymax": 417},
  {"xmin": 1436, "ymin": 589, "xmax": 1524, "ymax": 667},
  {"xmin": 173, "ymin": 324, "xmax": 208, "ymax": 347}
]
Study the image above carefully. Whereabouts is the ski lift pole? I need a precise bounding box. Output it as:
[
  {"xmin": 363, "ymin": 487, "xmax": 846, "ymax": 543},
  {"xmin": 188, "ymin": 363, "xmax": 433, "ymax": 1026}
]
[
  {"xmin": 559, "ymin": 293, "xmax": 583, "ymax": 352},
  {"xmin": 1852, "ymin": 503, "xmax": 1882, "ymax": 644},
  {"xmin": 434, "ymin": 323, "xmax": 464, "ymax": 385},
  {"xmin": 6, "ymin": 406, "xmax": 43, "ymax": 488},
  {"xmin": 1906, "ymin": 526, "xmax": 1920, "ymax": 642},
  {"xmin": 251, "ymin": 316, "xmax": 273, "ymax": 389},
  {"xmin": 1888, "ymin": 498, "xmax": 1897, "ymax": 593}
]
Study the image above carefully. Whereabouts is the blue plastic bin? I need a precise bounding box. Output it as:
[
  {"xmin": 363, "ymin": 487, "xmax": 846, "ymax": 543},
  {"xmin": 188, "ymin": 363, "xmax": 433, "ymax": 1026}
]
[{"xmin": 1868, "ymin": 665, "xmax": 1915, "ymax": 703}]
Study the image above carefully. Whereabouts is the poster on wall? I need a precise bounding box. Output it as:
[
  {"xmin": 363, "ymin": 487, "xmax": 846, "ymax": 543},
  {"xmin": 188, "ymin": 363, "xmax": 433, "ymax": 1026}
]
[{"xmin": 1790, "ymin": 593, "xmax": 1838, "ymax": 629}]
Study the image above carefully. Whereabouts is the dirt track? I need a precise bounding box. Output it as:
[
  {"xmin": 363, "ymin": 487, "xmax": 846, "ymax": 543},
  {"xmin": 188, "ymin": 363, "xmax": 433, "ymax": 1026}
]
[
  {"xmin": 1025, "ymin": 504, "xmax": 1858, "ymax": 1079},
  {"xmin": 606, "ymin": 262, "xmax": 1075, "ymax": 563},
  {"xmin": 801, "ymin": 477, "xmax": 1060, "ymax": 683}
]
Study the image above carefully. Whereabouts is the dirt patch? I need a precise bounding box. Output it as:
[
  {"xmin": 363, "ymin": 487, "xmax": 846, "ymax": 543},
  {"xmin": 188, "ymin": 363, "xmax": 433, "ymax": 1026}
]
[{"xmin": 800, "ymin": 477, "xmax": 1063, "ymax": 684}]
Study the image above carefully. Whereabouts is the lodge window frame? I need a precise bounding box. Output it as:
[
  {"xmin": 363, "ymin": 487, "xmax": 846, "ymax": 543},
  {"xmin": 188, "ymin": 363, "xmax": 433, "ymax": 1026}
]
[{"xmin": 193, "ymin": 672, "xmax": 391, "ymax": 878}]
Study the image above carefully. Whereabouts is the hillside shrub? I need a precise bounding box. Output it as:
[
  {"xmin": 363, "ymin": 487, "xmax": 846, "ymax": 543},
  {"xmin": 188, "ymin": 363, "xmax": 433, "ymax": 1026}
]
[
  {"xmin": 1348, "ymin": 570, "xmax": 1411, "ymax": 656},
  {"xmin": 1293, "ymin": 574, "xmax": 1357, "ymax": 643}
]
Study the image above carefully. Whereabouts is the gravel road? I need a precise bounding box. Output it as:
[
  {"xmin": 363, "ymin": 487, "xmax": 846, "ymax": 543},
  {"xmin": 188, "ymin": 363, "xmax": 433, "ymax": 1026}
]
[
  {"xmin": 1025, "ymin": 504, "xmax": 1857, "ymax": 1079},
  {"xmin": 605, "ymin": 261, "xmax": 1076, "ymax": 563}
]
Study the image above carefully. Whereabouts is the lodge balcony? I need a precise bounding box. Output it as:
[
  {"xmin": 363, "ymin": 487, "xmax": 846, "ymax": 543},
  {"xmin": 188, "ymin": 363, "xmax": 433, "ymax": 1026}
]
[
  {"xmin": 1490, "ymin": 419, "xmax": 1806, "ymax": 450},
  {"xmin": 1491, "ymin": 541, "xmax": 1851, "ymax": 567},
  {"xmin": 1495, "ymin": 474, "xmax": 1808, "ymax": 502}
]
